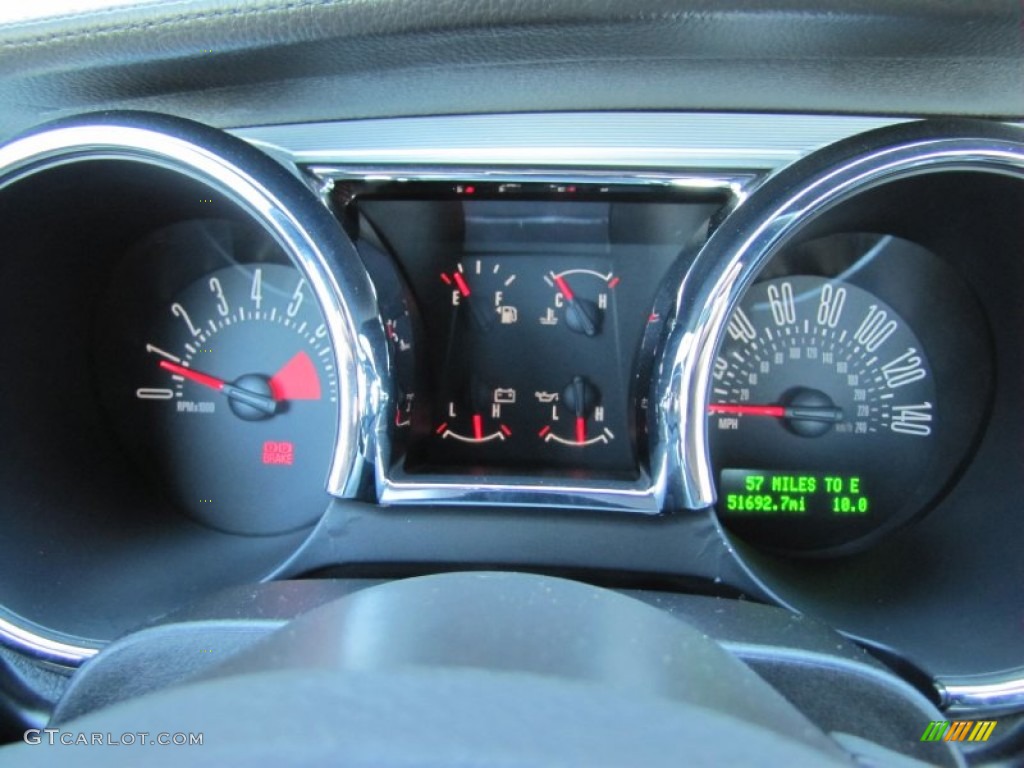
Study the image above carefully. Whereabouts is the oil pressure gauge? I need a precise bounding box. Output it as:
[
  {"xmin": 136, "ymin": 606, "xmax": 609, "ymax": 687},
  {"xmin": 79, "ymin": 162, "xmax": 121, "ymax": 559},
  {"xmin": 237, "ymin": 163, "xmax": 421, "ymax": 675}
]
[{"xmin": 537, "ymin": 376, "xmax": 615, "ymax": 447}]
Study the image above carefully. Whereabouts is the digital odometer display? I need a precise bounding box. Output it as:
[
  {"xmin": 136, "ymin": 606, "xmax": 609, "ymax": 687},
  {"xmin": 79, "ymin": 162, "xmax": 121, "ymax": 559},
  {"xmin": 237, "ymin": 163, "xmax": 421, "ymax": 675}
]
[{"xmin": 721, "ymin": 470, "xmax": 871, "ymax": 517}]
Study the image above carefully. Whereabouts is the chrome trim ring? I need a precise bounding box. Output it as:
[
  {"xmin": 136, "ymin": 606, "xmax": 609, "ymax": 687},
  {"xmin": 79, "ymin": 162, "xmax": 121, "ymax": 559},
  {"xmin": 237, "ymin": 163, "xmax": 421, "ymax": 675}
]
[
  {"xmin": 233, "ymin": 112, "xmax": 909, "ymax": 171},
  {"xmin": 668, "ymin": 122, "xmax": 1024, "ymax": 509},
  {"xmin": 0, "ymin": 617, "xmax": 99, "ymax": 666},
  {"xmin": 939, "ymin": 675, "xmax": 1024, "ymax": 716},
  {"xmin": 311, "ymin": 166, "xmax": 755, "ymax": 196},
  {"xmin": 0, "ymin": 114, "xmax": 383, "ymax": 664}
]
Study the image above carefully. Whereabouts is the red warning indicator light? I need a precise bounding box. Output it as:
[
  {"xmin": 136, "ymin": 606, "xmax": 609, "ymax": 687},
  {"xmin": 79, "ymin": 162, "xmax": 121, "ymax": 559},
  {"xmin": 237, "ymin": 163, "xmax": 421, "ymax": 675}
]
[{"xmin": 262, "ymin": 441, "xmax": 294, "ymax": 465}]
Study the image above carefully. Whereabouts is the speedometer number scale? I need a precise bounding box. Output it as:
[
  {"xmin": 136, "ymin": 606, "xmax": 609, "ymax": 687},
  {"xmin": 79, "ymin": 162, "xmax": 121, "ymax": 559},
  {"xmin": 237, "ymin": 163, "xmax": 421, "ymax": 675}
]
[{"xmin": 709, "ymin": 276, "xmax": 936, "ymax": 554}]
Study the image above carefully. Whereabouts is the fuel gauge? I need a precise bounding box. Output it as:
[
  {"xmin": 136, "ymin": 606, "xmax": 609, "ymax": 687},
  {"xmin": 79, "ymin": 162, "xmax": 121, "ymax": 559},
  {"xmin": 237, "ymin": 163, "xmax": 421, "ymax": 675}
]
[{"xmin": 442, "ymin": 258, "xmax": 520, "ymax": 329}]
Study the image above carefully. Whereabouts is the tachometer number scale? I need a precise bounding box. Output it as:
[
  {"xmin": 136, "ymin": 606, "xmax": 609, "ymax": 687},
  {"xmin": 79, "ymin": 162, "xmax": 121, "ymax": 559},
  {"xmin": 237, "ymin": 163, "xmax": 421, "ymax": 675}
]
[{"xmin": 129, "ymin": 263, "xmax": 340, "ymax": 535}]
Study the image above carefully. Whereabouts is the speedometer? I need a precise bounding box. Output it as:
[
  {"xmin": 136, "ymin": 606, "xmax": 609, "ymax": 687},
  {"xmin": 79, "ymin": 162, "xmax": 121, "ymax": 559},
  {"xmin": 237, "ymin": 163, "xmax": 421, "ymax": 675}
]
[{"xmin": 710, "ymin": 275, "xmax": 938, "ymax": 554}]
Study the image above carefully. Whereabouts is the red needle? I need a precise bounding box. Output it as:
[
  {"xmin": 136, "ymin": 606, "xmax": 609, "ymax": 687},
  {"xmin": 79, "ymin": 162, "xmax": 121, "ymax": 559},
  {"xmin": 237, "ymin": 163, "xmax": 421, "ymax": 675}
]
[
  {"xmin": 160, "ymin": 359, "xmax": 277, "ymax": 416},
  {"xmin": 453, "ymin": 272, "xmax": 472, "ymax": 297},
  {"xmin": 708, "ymin": 404, "xmax": 786, "ymax": 418},
  {"xmin": 159, "ymin": 360, "xmax": 225, "ymax": 392},
  {"xmin": 553, "ymin": 275, "xmax": 575, "ymax": 301},
  {"xmin": 472, "ymin": 413, "xmax": 484, "ymax": 440},
  {"xmin": 575, "ymin": 416, "xmax": 586, "ymax": 444}
]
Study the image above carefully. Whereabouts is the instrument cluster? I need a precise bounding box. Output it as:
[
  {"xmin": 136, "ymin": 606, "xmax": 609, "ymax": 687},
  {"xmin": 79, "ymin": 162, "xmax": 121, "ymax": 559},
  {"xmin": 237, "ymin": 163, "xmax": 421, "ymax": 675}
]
[{"xmin": 1, "ymin": 112, "xmax": 1023, "ymax": 695}]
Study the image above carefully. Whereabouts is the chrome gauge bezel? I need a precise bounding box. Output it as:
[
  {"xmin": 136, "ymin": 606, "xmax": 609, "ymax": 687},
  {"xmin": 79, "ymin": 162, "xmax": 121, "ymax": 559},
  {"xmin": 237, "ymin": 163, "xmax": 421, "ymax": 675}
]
[
  {"xmin": 663, "ymin": 122, "xmax": 1024, "ymax": 715},
  {"xmin": 0, "ymin": 114, "xmax": 383, "ymax": 663},
  {"xmin": 0, "ymin": 117, "xmax": 382, "ymax": 500},
  {"xmin": 667, "ymin": 128, "xmax": 1024, "ymax": 510}
]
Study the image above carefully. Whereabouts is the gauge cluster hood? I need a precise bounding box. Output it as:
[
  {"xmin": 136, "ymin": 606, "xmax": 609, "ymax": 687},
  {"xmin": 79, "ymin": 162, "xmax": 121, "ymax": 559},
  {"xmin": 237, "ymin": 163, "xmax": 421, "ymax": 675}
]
[{"xmin": 0, "ymin": 1, "xmax": 1022, "ymax": 140}]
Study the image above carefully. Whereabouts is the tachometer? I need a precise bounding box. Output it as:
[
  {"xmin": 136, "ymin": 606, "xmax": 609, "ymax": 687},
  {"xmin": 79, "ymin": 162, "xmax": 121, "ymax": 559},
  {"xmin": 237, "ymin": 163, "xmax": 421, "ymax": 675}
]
[
  {"xmin": 98, "ymin": 221, "xmax": 340, "ymax": 536},
  {"xmin": 710, "ymin": 275, "xmax": 937, "ymax": 554}
]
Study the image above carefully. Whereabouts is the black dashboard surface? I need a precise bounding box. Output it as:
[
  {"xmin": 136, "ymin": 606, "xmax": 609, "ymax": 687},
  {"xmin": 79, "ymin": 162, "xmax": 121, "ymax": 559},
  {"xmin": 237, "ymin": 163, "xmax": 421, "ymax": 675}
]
[
  {"xmin": 0, "ymin": 0, "xmax": 1022, "ymax": 140},
  {"xmin": 1, "ymin": 2, "xmax": 1023, "ymax": 766}
]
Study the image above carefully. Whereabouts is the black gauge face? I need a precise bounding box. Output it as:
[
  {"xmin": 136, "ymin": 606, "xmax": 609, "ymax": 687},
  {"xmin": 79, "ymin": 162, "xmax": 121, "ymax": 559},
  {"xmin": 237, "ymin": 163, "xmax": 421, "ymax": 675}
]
[
  {"xmin": 409, "ymin": 254, "xmax": 662, "ymax": 475},
  {"xmin": 356, "ymin": 194, "xmax": 714, "ymax": 481},
  {"xmin": 98, "ymin": 221, "xmax": 339, "ymax": 535},
  {"xmin": 709, "ymin": 234, "xmax": 992, "ymax": 555}
]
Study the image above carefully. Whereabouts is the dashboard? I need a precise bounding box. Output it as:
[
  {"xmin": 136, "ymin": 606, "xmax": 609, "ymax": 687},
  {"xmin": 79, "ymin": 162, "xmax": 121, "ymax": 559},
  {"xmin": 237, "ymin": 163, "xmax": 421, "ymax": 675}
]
[{"xmin": 0, "ymin": 2, "xmax": 1022, "ymax": 766}]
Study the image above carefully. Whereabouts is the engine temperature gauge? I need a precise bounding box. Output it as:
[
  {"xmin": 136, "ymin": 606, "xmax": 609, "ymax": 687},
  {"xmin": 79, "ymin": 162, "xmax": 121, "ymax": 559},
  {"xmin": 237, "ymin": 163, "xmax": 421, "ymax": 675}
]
[{"xmin": 541, "ymin": 269, "xmax": 619, "ymax": 335}]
